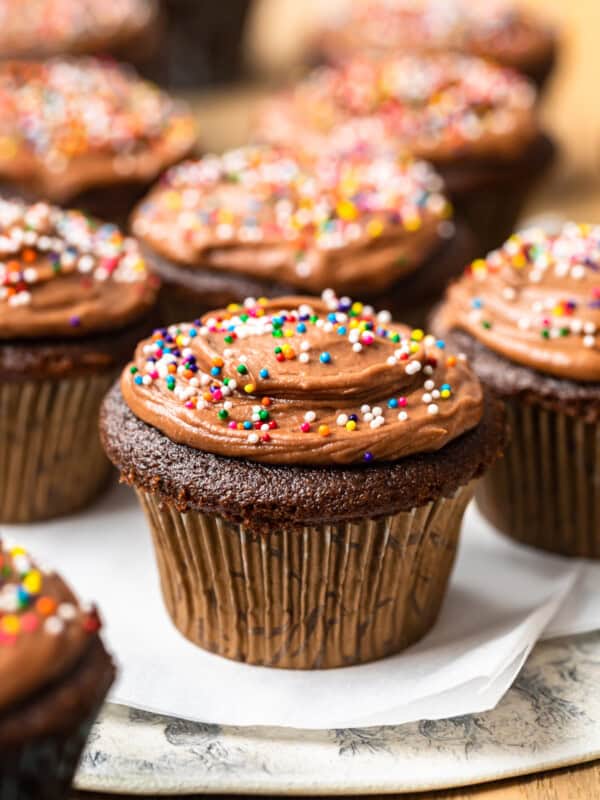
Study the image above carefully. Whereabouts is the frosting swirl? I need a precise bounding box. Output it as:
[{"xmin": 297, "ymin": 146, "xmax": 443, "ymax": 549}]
[
  {"xmin": 0, "ymin": 538, "xmax": 102, "ymax": 711},
  {"xmin": 257, "ymin": 54, "xmax": 538, "ymax": 164},
  {"xmin": 0, "ymin": 0, "xmax": 157, "ymax": 58},
  {"xmin": 318, "ymin": 0, "xmax": 555, "ymax": 76},
  {"xmin": 0, "ymin": 198, "xmax": 158, "ymax": 339},
  {"xmin": 121, "ymin": 292, "xmax": 483, "ymax": 466},
  {"xmin": 0, "ymin": 58, "xmax": 197, "ymax": 202},
  {"xmin": 133, "ymin": 145, "xmax": 454, "ymax": 295},
  {"xmin": 437, "ymin": 223, "xmax": 600, "ymax": 381}
]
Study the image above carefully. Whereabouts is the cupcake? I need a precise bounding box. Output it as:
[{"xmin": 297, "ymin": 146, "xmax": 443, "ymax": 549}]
[
  {"xmin": 432, "ymin": 223, "xmax": 600, "ymax": 558},
  {"xmin": 0, "ymin": 538, "xmax": 115, "ymax": 798},
  {"xmin": 132, "ymin": 144, "xmax": 477, "ymax": 326},
  {"xmin": 0, "ymin": 197, "xmax": 159, "ymax": 522},
  {"xmin": 100, "ymin": 291, "xmax": 506, "ymax": 669},
  {"xmin": 160, "ymin": 0, "xmax": 253, "ymax": 88},
  {"xmin": 256, "ymin": 54, "xmax": 555, "ymax": 254},
  {"xmin": 0, "ymin": 0, "xmax": 161, "ymax": 71},
  {"xmin": 0, "ymin": 58, "xmax": 197, "ymax": 224},
  {"xmin": 316, "ymin": 0, "xmax": 557, "ymax": 91}
]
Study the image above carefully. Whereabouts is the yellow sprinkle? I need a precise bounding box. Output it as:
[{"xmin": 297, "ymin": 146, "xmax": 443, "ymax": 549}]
[
  {"xmin": 367, "ymin": 219, "xmax": 384, "ymax": 238},
  {"xmin": 1, "ymin": 615, "xmax": 20, "ymax": 635},
  {"xmin": 512, "ymin": 253, "xmax": 526, "ymax": 269},
  {"xmin": 472, "ymin": 259, "xmax": 487, "ymax": 272},
  {"xmin": 244, "ymin": 384, "xmax": 256, "ymax": 393},
  {"xmin": 345, "ymin": 420, "xmax": 357, "ymax": 431},
  {"xmin": 403, "ymin": 215, "xmax": 422, "ymax": 232},
  {"xmin": 22, "ymin": 570, "xmax": 42, "ymax": 595},
  {"xmin": 284, "ymin": 329, "xmax": 294, "ymax": 338},
  {"xmin": 411, "ymin": 329, "xmax": 424, "ymax": 341},
  {"xmin": 336, "ymin": 200, "xmax": 358, "ymax": 221},
  {"xmin": 441, "ymin": 389, "xmax": 451, "ymax": 399},
  {"xmin": 10, "ymin": 546, "xmax": 26, "ymax": 557},
  {"xmin": 351, "ymin": 301, "xmax": 364, "ymax": 314}
]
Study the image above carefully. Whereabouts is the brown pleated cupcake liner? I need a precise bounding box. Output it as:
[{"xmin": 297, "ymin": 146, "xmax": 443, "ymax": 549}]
[
  {"xmin": 0, "ymin": 373, "xmax": 116, "ymax": 523},
  {"xmin": 0, "ymin": 716, "xmax": 96, "ymax": 800},
  {"xmin": 137, "ymin": 481, "xmax": 475, "ymax": 669},
  {"xmin": 476, "ymin": 399, "xmax": 600, "ymax": 558}
]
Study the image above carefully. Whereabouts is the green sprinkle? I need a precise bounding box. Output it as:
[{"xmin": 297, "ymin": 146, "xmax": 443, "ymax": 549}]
[{"xmin": 236, "ymin": 364, "xmax": 248, "ymax": 375}]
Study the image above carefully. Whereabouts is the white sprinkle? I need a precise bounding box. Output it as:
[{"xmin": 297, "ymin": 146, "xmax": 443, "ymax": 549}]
[
  {"xmin": 58, "ymin": 603, "xmax": 77, "ymax": 621},
  {"xmin": 424, "ymin": 379, "xmax": 435, "ymax": 391},
  {"xmin": 372, "ymin": 406, "xmax": 383, "ymax": 417},
  {"xmin": 353, "ymin": 343, "xmax": 363, "ymax": 353},
  {"xmin": 363, "ymin": 412, "xmax": 374, "ymax": 422},
  {"xmin": 304, "ymin": 411, "xmax": 316, "ymax": 423},
  {"xmin": 299, "ymin": 352, "xmax": 310, "ymax": 363},
  {"xmin": 337, "ymin": 414, "xmax": 348, "ymax": 426},
  {"xmin": 584, "ymin": 335, "xmax": 596, "ymax": 348},
  {"xmin": 360, "ymin": 404, "xmax": 371, "ymax": 413},
  {"xmin": 45, "ymin": 617, "xmax": 65, "ymax": 635},
  {"xmin": 398, "ymin": 411, "xmax": 408, "ymax": 422},
  {"xmin": 428, "ymin": 404, "xmax": 440, "ymax": 415},
  {"xmin": 422, "ymin": 392, "xmax": 432, "ymax": 404},
  {"xmin": 247, "ymin": 433, "xmax": 259, "ymax": 444},
  {"xmin": 386, "ymin": 356, "xmax": 397, "ymax": 366}
]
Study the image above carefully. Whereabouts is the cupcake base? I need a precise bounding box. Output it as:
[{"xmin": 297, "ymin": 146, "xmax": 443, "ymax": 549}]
[
  {"xmin": 438, "ymin": 133, "xmax": 556, "ymax": 255},
  {"xmin": 100, "ymin": 382, "xmax": 507, "ymax": 668},
  {"xmin": 477, "ymin": 398, "xmax": 600, "ymax": 558},
  {"xmin": 0, "ymin": 314, "xmax": 157, "ymax": 523},
  {"xmin": 0, "ymin": 373, "xmax": 115, "ymax": 523},
  {"xmin": 137, "ymin": 482, "xmax": 474, "ymax": 669},
  {"xmin": 0, "ymin": 638, "xmax": 115, "ymax": 800},
  {"xmin": 430, "ymin": 327, "xmax": 600, "ymax": 558},
  {"xmin": 145, "ymin": 218, "xmax": 477, "ymax": 327}
]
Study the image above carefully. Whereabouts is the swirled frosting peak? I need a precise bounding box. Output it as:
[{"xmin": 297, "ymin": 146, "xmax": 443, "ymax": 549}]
[
  {"xmin": 0, "ymin": 537, "xmax": 102, "ymax": 711},
  {"xmin": 0, "ymin": 198, "xmax": 158, "ymax": 338},
  {"xmin": 121, "ymin": 291, "xmax": 483, "ymax": 465},
  {"xmin": 258, "ymin": 54, "xmax": 538, "ymax": 163},
  {"xmin": 438, "ymin": 223, "xmax": 600, "ymax": 381},
  {"xmin": 132, "ymin": 145, "xmax": 453, "ymax": 294}
]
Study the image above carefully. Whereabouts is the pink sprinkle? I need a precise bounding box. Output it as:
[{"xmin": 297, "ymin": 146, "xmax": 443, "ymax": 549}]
[
  {"xmin": 300, "ymin": 422, "xmax": 311, "ymax": 433},
  {"xmin": 398, "ymin": 397, "xmax": 407, "ymax": 407}
]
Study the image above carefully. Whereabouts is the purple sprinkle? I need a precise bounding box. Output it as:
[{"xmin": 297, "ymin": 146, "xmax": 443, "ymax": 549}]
[{"xmin": 69, "ymin": 315, "xmax": 81, "ymax": 327}]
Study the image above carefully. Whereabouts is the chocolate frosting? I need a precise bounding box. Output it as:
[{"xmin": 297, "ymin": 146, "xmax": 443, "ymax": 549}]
[
  {"xmin": 0, "ymin": 0, "xmax": 158, "ymax": 59},
  {"xmin": 121, "ymin": 292, "xmax": 483, "ymax": 466},
  {"xmin": 257, "ymin": 54, "xmax": 539, "ymax": 166},
  {"xmin": 133, "ymin": 145, "xmax": 454, "ymax": 295},
  {"xmin": 0, "ymin": 58, "xmax": 197, "ymax": 203},
  {"xmin": 437, "ymin": 223, "xmax": 600, "ymax": 382},
  {"xmin": 0, "ymin": 198, "xmax": 158, "ymax": 339},
  {"xmin": 0, "ymin": 538, "xmax": 103, "ymax": 712},
  {"xmin": 318, "ymin": 0, "xmax": 555, "ymax": 76}
]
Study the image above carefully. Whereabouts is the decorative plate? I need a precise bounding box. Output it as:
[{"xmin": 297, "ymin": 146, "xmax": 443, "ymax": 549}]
[{"xmin": 77, "ymin": 631, "xmax": 600, "ymax": 795}]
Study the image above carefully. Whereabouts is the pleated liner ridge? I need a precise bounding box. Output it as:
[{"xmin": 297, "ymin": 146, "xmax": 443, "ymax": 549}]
[
  {"xmin": 477, "ymin": 398, "xmax": 600, "ymax": 558},
  {"xmin": 137, "ymin": 481, "xmax": 475, "ymax": 669},
  {"xmin": 0, "ymin": 373, "xmax": 116, "ymax": 523}
]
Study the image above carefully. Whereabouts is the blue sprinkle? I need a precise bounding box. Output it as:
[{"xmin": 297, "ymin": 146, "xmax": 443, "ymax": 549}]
[
  {"xmin": 471, "ymin": 298, "xmax": 483, "ymax": 309},
  {"xmin": 320, "ymin": 352, "xmax": 332, "ymax": 364},
  {"xmin": 296, "ymin": 323, "xmax": 307, "ymax": 334},
  {"xmin": 210, "ymin": 367, "xmax": 221, "ymax": 377},
  {"xmin": 387, "ymin": 398, "xmax": 398, "ymax": 409},
  {"xmin": 134, "ymin": 375, "xmax": 143, "ymax": 385},
  {"xmin": 243, "ymin": 421, "xmax": 253, "ymax": 430},
  {"xmin": 337, "ymin": 326, "xmax": 347, "ymax": 335},
  {"xmin": 436, "ymin": 339, "xmax": 445, "ymax": 349},
  {"xmin": 259, "ymin": 368, "xmax": 269, "ymax": 379}
]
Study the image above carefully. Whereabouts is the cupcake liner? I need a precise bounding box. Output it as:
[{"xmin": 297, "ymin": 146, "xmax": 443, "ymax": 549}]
[
  {"xmin": 452, "ymin": 183, "xmax": 528, "ymax": 255},
  {"xmin": 137, "ymin": 482, "xmax": 475, "ymax": 669},
  {"xmin": 476, "ymin": 398, "xmax": 600, "ymax": 558},
  {"xmin": 0, "ymin": 373, "xmax": 115, "ymax": 523},
  {"xmin": 0, "ymin": 716, "xmax": 96, "ymax": 800}
]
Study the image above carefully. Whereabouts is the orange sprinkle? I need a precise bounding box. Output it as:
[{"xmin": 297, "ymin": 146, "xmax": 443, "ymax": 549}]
[{"xmin": 36, "ymin": 596, "xmax": 57, "ymax": 616}]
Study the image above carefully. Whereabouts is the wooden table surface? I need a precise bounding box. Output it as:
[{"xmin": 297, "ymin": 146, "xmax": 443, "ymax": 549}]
[{"xmin": 76, "ymin": 0, "xmax": 600, "ymax": 796}]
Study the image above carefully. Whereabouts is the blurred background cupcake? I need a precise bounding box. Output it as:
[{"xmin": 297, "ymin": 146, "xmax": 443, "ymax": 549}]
[
  {"xmin": 0, "ymin": 538, "xmax": 114, "ymax": 799},
  {"xmin": 0, "ymin": 58, "xmax": 197, "ymax": 224},
  {"xmin": 0, "ymin": 0, "xmax": 161, "ymax": 74},
  {"xmin": 0, "ymin": 198, "xmax": 158, "ymax": 522},
  {"xmin": 101, "ymin": 292, "xmax": 506, "ymax": 668},
  {"xmin": 432, "ymin": 222, "xmax": 600, "ymax": 558},
  {"xmin": 132, "ymin": 144, "xmax": 476, "ymax": 325},
  {"xmin": 255, "ymin": 54, "xmax": 555, "ymax": 255},
  {"xmin": 313, "ymin": 0, "xmax": 557, "ymax": 91}
]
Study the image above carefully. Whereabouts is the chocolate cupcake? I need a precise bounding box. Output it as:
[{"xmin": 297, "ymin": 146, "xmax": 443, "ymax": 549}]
[
  {"xmin": 0, "ymin": 0, "xmax": 161, "ymax": 72},
  {"xmin": 316, "ymin": 0, "xmax": 557, "ymax": 91},
  {"xmin": 100, "ymin": 292, "xmax": 506, "ymax": 669},
  {"xmin": 0, "ymin": 58, "xmax": 197, "ymax": 224},
  {"xmin": 133, "ymin": 145, "xmax": 476, "ymax": 326},
  {"xmin": 256, "ymin": 54, "xmax": 555, "ymax": 254},
  {"xmin": 0, "ymin": 538, "xmax": 115, "ymax": 799},
  {"xmin": 0, "ymin": 197, "xmax": 159, "ymax": 522},
  {"xmin": 432, "ymin": 223, "xmax": 600, "ymax": 558}
]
